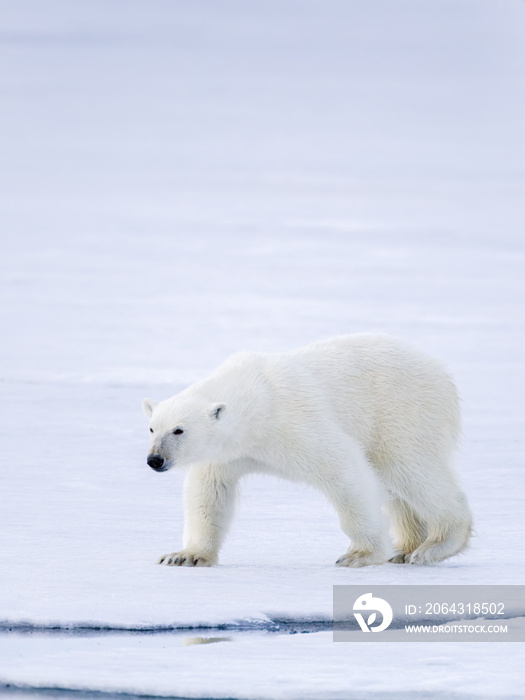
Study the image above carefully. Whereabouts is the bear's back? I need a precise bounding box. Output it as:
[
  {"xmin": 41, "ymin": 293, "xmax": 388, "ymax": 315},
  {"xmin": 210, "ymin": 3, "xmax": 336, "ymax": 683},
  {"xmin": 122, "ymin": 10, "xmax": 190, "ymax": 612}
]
[{"xmin": 292, "ymin": 334, "xmax": 461, "ymax": 467}]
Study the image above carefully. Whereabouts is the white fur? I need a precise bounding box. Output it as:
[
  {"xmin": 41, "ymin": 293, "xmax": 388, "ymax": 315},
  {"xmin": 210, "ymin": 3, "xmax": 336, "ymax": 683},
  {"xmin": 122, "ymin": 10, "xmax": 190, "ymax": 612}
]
[{"xmin": 142, "ymin": 334, "xmax": 472, "ymax": 567}]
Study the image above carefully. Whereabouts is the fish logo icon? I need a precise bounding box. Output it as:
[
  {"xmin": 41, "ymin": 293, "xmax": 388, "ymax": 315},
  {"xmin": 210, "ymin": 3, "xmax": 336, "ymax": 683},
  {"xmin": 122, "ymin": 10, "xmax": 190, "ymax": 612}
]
[{"xmin": 353, "ymin": 593, "xmax": 393, "ymax": 633}]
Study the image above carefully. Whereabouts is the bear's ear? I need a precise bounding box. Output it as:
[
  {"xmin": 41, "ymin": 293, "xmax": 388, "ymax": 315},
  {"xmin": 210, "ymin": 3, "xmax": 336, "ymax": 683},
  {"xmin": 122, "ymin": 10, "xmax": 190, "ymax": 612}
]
[
  {"xmin": 209, "ymin": 403, "xmax": 226, "ymax": 420},
  {"xmin": 142, "ymin": 398, "xmax": 158, "ymax": 418}
]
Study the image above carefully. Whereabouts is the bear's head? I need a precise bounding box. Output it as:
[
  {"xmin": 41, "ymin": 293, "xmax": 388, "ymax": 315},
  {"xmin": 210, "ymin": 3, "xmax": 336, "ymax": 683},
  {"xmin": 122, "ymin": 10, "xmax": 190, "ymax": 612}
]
[{"xmin": 142, "ymin": 394, "xmax": 229, "ymax": 472}]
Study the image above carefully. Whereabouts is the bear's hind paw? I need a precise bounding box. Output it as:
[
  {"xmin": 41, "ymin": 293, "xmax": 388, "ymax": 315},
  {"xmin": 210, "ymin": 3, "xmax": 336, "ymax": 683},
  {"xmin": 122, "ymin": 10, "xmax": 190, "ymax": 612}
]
[
  {"xmin": 336, "ymin": 549, "xmax": 388, "ymax": 567},
  {"xmin": 389, "ymin": 552, "xmax": 411, "ymax": 564},
  {"xmin": 157, "ymin": 551, "xmax": 215, "ymax": 567}
]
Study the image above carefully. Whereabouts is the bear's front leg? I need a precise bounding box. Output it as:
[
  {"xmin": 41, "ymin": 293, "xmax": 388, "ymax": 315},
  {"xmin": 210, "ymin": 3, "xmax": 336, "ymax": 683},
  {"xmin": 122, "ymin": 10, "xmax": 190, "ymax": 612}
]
[{"xmin": 158, "ymin": 462, "xmax": 239, "ymax": 567}]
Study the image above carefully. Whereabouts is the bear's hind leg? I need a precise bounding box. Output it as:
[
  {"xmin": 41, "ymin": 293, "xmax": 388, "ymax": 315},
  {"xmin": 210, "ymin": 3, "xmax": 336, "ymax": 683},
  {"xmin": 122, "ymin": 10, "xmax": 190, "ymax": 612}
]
[
  {"xmin": 316, "ymin": 443, "xmax": 393, "ymax": 567},
  {"xmin": 385, "ymin": 497, "xmax": 427, "ymax": 564},
  {"xmin": 407, "ymin": 491, "xmax": 473, "ymax": 565}
]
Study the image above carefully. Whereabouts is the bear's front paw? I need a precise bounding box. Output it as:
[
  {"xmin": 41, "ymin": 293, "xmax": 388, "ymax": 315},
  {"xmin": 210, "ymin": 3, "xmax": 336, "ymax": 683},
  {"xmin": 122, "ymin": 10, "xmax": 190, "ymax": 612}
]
[{"xmin": 157, "ymin": 550, "xmax": 216, "ymax": 567}]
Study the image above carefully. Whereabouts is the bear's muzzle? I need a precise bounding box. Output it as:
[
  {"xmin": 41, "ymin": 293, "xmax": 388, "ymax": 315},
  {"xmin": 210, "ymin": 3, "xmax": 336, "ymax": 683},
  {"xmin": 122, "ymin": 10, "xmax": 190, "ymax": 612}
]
[{"xmin": 147, "ymin": 454, "xmax": 167, "ymax": 472}]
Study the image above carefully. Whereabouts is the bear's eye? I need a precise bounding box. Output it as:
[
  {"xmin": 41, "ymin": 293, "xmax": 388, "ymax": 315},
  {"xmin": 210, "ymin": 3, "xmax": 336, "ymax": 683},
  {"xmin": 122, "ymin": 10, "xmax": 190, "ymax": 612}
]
[
  {"xmin": 149, "ymin": 428, "xmax": 154, "ymax": 434},
  {"xmin": 173, "ymin": 428, "xmax": 184, "ymax": 435}
]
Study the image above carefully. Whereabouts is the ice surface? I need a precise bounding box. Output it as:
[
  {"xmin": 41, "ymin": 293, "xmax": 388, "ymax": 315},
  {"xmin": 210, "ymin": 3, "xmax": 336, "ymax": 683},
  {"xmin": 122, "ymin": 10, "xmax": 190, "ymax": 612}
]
[
  {"xmin": 1, "ymin": 0, "xmax": 524, "ymax": 698},
  {"xmin": 2, "ymin": 629, "xmax": 525, "ymax": 700}
]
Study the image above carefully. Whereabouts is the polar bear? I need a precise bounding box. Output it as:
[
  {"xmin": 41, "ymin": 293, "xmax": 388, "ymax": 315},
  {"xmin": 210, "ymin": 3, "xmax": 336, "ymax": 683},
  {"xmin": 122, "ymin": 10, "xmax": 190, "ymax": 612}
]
[{"xmin": 142, "ymin": 334, "xmax": 472, "ymax": 567}]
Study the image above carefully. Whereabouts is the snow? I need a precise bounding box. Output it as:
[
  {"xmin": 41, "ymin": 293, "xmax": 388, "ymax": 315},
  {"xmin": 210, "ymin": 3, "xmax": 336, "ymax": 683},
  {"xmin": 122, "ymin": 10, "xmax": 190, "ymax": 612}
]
[
  {"xmin": 1, "ymin": 0, "xmax": 524, "ymax": 698},
  {"xmin": 2, "ymin": 631, "xmax": 525, "ymax": 700}
]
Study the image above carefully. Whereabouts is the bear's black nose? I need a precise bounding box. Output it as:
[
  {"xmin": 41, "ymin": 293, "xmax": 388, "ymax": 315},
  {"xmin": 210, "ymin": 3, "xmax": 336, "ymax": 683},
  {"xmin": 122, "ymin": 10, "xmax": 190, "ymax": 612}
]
[{"xmin": 147, "ymin": 454, "xmax": 165, "ymax": 470}]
